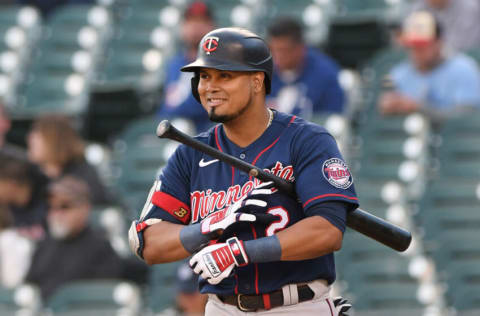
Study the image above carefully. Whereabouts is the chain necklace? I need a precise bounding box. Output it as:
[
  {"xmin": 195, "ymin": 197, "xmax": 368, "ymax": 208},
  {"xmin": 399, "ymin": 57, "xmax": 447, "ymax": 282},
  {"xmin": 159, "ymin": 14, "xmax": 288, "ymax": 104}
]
[{"xmin": 267, "ymin": 108, "xmax": 274, "ymax": 128}]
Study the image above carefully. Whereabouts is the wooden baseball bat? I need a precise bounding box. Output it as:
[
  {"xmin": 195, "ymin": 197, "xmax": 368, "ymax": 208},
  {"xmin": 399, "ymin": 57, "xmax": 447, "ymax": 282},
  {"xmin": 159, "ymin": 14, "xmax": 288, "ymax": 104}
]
[{"xmin": 156, "ymin": 120, "xmax": 412, "ymax": 252}]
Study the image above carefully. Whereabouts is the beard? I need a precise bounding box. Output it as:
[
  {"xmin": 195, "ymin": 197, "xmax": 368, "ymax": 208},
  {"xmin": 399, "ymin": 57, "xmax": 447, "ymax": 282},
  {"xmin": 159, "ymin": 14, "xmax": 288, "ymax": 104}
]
[
  {"xmin": 47, "ymin": 217, "xmax": 71, "ymax": 240},
  {"xmin": 207, "ymin": 99, "xmax": 251, "ymax": 123}
]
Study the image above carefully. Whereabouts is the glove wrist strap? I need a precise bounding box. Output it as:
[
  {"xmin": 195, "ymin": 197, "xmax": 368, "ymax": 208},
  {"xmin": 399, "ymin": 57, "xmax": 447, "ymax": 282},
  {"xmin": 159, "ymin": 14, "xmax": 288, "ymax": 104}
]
[{"xmin": 226, "ymin": 237, "xmax": 249, "ymax": 267}]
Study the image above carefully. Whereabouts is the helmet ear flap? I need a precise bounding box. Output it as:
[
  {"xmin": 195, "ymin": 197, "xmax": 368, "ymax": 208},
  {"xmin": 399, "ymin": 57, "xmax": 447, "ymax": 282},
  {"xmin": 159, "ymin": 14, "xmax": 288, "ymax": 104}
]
[{"xmin": 191, "ymin": 74, "xmax": 201, "ymax": 103}]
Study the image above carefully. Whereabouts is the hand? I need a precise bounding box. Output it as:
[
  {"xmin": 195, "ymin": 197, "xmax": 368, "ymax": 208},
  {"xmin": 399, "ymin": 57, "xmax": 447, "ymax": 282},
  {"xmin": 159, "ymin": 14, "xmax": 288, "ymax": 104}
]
[
  {"xmin": 379, "ymin": 92, "xmax": 420, "ymax": 115},
  {"xmin": 333, "ymin": 296, "xmax": 352, "ymax": 316},
  {"xmin": 200, "ymin": 181, "xmax": 277, "ymax": 237},
  {"xmin": 189, "ymin": 237, "xmax": 248, "ymax": 285}
]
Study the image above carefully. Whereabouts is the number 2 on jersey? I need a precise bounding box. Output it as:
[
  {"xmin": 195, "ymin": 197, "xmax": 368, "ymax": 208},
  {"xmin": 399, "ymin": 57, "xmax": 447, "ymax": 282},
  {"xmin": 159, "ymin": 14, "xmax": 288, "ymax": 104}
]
[{"xmin": 265, "ymin": 207, "xmax": 290, "ymax": 236}]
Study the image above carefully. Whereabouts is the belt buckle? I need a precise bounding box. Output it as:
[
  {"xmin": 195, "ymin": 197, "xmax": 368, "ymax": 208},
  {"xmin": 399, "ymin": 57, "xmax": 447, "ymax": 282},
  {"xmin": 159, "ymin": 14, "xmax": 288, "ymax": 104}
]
[{"xmin": 237, "ymin": 294, "xmax": 255, "ymax": 312}]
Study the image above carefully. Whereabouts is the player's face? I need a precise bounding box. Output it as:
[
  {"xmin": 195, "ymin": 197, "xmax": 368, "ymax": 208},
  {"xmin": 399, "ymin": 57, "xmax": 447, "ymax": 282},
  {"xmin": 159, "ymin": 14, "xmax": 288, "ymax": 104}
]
[{"xmin": 197, "ymin": 68, "xmax": 257, "ymax": 123}]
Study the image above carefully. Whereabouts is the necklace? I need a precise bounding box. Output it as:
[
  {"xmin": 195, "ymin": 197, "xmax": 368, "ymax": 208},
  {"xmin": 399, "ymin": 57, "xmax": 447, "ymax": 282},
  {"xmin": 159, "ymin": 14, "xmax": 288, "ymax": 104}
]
[{"xmin": 267, "ymin": 108, "xmax": 274, "ymax": 128}]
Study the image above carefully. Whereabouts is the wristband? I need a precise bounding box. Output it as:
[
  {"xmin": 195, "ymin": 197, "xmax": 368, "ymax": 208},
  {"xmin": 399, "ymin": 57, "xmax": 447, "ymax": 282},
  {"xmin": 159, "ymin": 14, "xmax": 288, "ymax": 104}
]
[
  {"xmin": 179, "ymin": 223, "xmax": 211, "ymax": 254},
  {"xmin": 244, "ymin": 235, "xmax": 282, "ymax": 263}
]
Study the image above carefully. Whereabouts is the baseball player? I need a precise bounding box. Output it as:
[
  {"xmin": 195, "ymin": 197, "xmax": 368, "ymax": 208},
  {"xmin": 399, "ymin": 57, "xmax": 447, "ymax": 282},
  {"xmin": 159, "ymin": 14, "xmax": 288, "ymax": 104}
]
[{"xmin": 129, "ymin": 27, "xmax": 357, "ymax": 315}]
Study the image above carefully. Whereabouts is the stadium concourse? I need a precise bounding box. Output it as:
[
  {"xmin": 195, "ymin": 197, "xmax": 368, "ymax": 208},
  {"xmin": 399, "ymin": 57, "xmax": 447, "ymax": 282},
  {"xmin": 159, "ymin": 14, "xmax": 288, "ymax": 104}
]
[{"xmin": 0, "ymin": 1, "xmax": 479, "ymax": 316}]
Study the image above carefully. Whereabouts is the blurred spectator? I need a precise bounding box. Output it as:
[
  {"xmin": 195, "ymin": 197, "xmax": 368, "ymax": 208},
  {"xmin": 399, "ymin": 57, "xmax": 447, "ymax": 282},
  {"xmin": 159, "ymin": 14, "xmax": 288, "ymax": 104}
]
[
  {"xmin": 411, "ymin": 0, "xmax": 480, "ymax": 53},
  {"xmin": 0, "ymin": 155, "xmax": 48, "ymax": 240},
  {"xmin": 157, "ymin": 1, "xmax": 215, "ymax": 133},
  {"xmin": 0, "ymin": 222, "xmax": 34, "ymax": 288},
  {"xmin": 25, "ymin": 176, "xmax": 124, "ymax": 300},
  {"xmin": 17, "ymin": 0, "xmax": 94, "ymax": 18},
  {"xmin": 158, "ymin": 261, "xmax": 207, "ymax": 316},
  {"xmin": 27, "ymin": 115, "xmax": 113, "ymax": 205},
  {"xmin": 0, "ymin": 103, "xmax": 26, "ymax": 160},
  {"xmin": 266, "ymin": 17, "xmax": 345, "ymax": 119},
  {"xmin": 378, "ymin": 11, "xmax": 480, "ymax": 117}
]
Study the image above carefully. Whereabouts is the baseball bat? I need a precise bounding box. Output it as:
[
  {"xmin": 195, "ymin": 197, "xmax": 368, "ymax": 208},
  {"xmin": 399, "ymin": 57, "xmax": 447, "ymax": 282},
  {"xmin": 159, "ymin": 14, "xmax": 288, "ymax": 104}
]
[{"xmin": 156, "ymin": 120, "xmax": 412, "ymax": 252}]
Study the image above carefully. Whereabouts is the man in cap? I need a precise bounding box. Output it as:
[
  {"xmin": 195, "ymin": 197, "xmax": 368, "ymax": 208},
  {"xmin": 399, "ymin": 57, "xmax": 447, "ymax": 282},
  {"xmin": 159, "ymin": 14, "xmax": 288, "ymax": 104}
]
[
  {"xmin": 25, "ymin": 176, "xmax": 124, "ymax": 300},
  {"xmin": 379, "ymin": 11, "xmax": 480, "ymax": 116}
]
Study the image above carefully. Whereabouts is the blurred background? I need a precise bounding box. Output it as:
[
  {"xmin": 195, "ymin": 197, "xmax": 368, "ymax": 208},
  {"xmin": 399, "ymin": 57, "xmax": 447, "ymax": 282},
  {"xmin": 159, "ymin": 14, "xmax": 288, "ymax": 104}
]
[{"xmin": 0, "ymin": 0, "xmax": 479, "ymax": 315}]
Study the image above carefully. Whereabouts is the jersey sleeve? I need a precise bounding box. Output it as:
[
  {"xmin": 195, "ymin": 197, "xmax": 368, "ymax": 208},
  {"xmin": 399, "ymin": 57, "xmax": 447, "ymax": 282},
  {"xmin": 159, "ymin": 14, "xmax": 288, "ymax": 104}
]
[
  {"xmin": 292, "ymin": 127, "xmax": 359, "ymax": 214},
  {"xmin": 139, "ymin": 144, "xmax": 193, "ymax": 225}
]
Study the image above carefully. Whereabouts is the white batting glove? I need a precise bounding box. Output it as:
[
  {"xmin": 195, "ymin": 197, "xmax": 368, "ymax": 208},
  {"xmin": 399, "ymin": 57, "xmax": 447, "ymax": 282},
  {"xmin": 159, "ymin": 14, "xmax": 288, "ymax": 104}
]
[
  {"xmin": 189, "ymin": 237, "xmax": 248, "ymax": 285},
  {"xmin": 200, "ymin": 181, "xmax": 276, "ymax": 237},
  {"xmin": 333, "ymin": 296, "xmax": 352, "ymax": 316}
]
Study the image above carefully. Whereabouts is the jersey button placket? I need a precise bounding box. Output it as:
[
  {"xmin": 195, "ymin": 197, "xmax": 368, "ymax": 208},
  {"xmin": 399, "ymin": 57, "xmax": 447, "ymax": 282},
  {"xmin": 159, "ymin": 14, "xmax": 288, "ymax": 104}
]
[{"xmin": 240, "ymin": 153, "xmax": 246, "ymax": 159}]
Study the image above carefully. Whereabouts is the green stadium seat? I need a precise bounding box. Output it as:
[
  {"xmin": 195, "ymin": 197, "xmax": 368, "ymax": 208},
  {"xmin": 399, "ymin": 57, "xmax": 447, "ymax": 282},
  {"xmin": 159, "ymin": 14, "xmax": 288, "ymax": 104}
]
[
  {"xmin": 15, "ymin": 73, "xmax": 88, "ymax": 115},
  {"xmin": 417, "ymin": 178, "xmax": 480, "ymax": 242},
  {"xmin": 110, "ymin": 116, "xmax": 174, "ymax": 218},
  {"xmin": 354, "ymin": 307, "xmax": 425, "ymax": 316},
  {"xmin": 147, "ymin": 261, "xmax": 181, "ymax": 313},
  {"xmin": 444, "ymin": 261, "xmax": 480, "ymax": 311},
  {"xmin": 336, "ymin": 230, "xmax": 395, "ymax": 272},
  {"xmin": 0, "ymin": 287, "xmax": 18, "ymax": 315},
  {"xmin": 347, "ymin": 282, "xmax": 423, "ymax": 310},
  {"xmin": 436, "ymin": 112, "xmax": 480, "ymax": 178},
  {"xmin": 46, "ymin": 280, "xmax": 141, "ymax": 315},
  {"xmin": 341, "ymin": 257, "xmax": 414, "ymax": 290}
]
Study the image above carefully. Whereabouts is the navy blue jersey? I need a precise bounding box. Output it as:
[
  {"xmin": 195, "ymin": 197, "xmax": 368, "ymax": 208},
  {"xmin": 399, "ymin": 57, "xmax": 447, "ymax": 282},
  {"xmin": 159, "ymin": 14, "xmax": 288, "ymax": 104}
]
[{"xmin": 141, "ymin": 110, "xmax": 359, "ymax": 295}]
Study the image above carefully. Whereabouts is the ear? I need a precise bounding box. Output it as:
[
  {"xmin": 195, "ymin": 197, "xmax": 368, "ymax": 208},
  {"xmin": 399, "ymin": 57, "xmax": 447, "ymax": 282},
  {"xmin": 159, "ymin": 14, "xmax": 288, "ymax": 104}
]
[{"xmin": 252, "ymin": 72, "xmax": 265, "ymax": 93}]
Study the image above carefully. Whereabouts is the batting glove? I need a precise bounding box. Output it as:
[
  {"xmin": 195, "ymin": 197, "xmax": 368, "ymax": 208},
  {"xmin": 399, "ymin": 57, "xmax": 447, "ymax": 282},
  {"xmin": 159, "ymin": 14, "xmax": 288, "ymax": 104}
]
[
  {"xmin": 189, "ymin": 237, "xmax": 248, "ymax": 285},
  {"xmin": 128, "ymin": 218, "xmax": 162, "ymax": 260},
  {"xmin": 200, "ymin": 181, "xmax": 277, "ymax": 237},
  {"xmin": 333, "ymin": 296, "xmax": 352, "ymax": 316}
]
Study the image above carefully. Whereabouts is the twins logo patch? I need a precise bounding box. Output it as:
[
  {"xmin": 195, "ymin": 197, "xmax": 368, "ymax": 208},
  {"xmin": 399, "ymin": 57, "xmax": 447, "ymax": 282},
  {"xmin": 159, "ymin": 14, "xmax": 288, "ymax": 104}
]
[{"xmin": 322, "ymin": 158, "xmax": 353, "ymax": 189}]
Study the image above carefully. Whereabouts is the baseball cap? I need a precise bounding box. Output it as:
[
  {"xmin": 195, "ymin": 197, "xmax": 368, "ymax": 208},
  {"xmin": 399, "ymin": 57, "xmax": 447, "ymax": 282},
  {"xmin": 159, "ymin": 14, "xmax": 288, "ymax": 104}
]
[
  {"xmin": 183, "ymin": 1, "xmax": 212, "ymax": 20},
  {"xmin": 175, "ymin": 262, "xmax": 199, "ymax": 294},
  {"xmin": 48, "ymin": 176, "xmax": 91, "ymax": 204},
  {"xmin": 401, "ymin": 11, "xmax": 442, "ymax": 47}
]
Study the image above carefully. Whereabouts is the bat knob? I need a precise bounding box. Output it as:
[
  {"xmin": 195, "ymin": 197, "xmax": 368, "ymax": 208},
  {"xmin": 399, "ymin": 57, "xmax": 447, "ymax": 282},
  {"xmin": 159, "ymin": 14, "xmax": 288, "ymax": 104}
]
[
  {"xmin": 249, "ymin": 169, "xmax": 259, "ymax": 177},
  {"xmin": 156, "ymin": 120, "xmax": 171, "ymax": 138}
]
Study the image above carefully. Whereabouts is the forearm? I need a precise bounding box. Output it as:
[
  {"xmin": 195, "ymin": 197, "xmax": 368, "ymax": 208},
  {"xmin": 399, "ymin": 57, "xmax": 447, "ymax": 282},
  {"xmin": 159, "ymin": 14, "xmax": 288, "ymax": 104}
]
[
  {"xmin": 276, "ymin": 216, "xmax": 342, "ymax": 261},
  {"xmin": 142, "ymin": 221, "xmax": 190, "ymax": 264}
]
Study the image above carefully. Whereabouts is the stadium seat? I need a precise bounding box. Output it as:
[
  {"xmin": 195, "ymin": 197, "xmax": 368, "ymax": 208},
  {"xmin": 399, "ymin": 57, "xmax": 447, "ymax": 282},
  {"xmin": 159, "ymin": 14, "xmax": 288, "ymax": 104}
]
[
  {"xmin": 147, "ymin": 261, "xmax": 181, "ymax": 313},
  {"xmin": 336, "ymin": 230, "xmax": 395, "ymax": 273},
  {"xmin": 46, "ymin": 279, "xmax": 141, "ymax": 315},
  {"xmin": 444, "ymin": 262, "xmax": 480, "ymax": 312},
  {"xmin": 436, "ymin": 112, "xmax": 480, "ymax": 178},
  {"xmin": 110, "ymin": 116, "xmax": 174, "ymax": 218},
  {"xmin": 13, "ymin": 4, "xmax": 109, "ymax": 118},
  {"xmin": 0, "ymin": 287, "xmax": 18, "ymax": 315},
  {"xmin": 417, "ymin": 177, "xmax": 480, "ymax": 242},
  {"xmin": 354, "ymin": 307, "xmax": 425, "ymax": 316},
  {"xmin": 347, "ymin": 282, "xmax": 424, "ymax": 310}
]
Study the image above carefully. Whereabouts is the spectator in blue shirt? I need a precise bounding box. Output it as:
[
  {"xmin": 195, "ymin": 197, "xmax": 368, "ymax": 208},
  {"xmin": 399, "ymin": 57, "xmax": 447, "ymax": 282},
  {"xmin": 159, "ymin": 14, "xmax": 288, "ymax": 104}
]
[
  {"xmin": 266, "ymin": 17, "xmax": 345, "ymax": 120},
  {"xmin": 379, "ymin": 11, "xmax": 480, "ymax": 116},
  {"xmin": 157, "ymin": 1, "xmax": 215, "ymax": 133}
]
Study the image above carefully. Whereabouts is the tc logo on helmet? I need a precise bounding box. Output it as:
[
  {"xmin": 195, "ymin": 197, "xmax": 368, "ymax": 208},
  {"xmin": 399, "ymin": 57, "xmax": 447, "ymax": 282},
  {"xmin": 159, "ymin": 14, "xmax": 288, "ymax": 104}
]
[{"xmin": 203, "ymin": 36, "xmax": 219, "ymax": 55}]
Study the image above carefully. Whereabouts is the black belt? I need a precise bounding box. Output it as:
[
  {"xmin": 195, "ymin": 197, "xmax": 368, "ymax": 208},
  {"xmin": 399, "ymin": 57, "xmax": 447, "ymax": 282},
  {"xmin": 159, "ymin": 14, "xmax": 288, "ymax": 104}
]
[{"xmin": 218, "ymin": 284, "xmax": 315, "ymax": 312}]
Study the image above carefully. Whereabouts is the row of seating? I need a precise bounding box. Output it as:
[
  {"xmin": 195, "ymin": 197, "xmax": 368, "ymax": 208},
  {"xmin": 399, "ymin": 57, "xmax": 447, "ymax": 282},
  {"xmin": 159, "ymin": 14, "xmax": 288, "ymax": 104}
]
[{"xmin": 335, "ymin": 47, "xmax": 480, "ymax": 313}]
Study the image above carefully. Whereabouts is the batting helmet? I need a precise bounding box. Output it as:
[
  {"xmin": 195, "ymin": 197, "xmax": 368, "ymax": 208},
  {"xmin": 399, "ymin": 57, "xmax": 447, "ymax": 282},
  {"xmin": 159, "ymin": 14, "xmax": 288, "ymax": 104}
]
[{"xmin": 181, "ymin": 27, "xmax": 273, "ymax": 103}]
